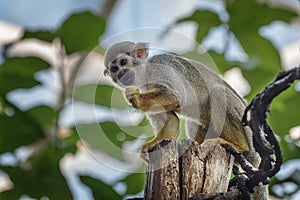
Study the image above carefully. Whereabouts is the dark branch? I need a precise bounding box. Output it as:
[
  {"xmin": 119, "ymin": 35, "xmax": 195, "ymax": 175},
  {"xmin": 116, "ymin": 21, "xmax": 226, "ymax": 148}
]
[
  {"xmin": 242, "ymin": 67, "xmax": 300, "ymax": 189},
  {"xmin": 228, "ymin": 66, "xmax": 300, "ymax": 196}
]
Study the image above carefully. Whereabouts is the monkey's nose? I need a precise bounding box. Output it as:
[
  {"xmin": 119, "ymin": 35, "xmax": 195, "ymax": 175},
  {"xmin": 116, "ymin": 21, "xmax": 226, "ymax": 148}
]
[
  {"xmin": 118, "ymin": 69, "xmax": 129, "ymax": 79},
  {"xmin": 118, "ymin": 69, "xmax": 135, "ymax": 85}
]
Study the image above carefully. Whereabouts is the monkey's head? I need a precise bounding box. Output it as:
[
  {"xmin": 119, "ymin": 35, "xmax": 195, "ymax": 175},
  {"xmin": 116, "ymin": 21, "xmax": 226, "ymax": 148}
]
[{"xmin": 104, "ymin": 41, "xmax": 149, "ymax": 87}]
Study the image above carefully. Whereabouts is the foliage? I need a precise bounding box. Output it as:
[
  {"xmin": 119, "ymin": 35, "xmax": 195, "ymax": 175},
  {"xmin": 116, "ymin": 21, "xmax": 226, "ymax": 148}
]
[
  {"xmin": 0, "ymin": 12, "xmax": 111, "ymax": 199},
  {"xmin": 80, "ymin": 176, "xmax": 123, "ymax": 200},
  {"xmin": 0, "ymin": 10, "xmax": 147, "ymax": 200},
  {"xmin": 0, "ymin": 0, "xmax": 299, "ymax": 199}
]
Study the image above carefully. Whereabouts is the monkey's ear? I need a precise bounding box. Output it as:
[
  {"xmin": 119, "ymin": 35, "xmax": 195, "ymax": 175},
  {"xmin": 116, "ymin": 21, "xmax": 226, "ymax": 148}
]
[{"xmin": 133, "ymin": 42, "xmax": 149, "ymax": 60}]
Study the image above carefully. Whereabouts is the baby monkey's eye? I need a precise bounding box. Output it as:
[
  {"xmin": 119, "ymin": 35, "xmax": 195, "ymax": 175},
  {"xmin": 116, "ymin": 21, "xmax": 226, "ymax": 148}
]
[
  {"xmin": 120, "ymin": 59, "xmax": 127, "ymax": 66},
  {"xmin": 110, "ymin": 65, "xmax": 119, "ymax": 73}
]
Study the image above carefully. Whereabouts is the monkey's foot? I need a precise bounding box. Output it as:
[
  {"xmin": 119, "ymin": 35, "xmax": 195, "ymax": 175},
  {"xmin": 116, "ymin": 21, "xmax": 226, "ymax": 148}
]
[
  {"xmin": 140, "ymin": 140, "xmax": 162, "ymax": 163},
  {"xmin": 203, "ymin": 138, "xmax": 249, "ymax": 153},
  {"xmin": 140, "ymin": 143, "xmax": 152, "ymax": 163},
  {"xmin": 125, "ymin": 86, "xmax": 141, "ymax": 109}
]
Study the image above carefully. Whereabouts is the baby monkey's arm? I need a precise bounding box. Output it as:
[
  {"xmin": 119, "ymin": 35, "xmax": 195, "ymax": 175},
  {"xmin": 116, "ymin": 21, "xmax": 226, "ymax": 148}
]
[{"xmin": 125, "ymin": 86, "xmax": 180, "ymax": 113}]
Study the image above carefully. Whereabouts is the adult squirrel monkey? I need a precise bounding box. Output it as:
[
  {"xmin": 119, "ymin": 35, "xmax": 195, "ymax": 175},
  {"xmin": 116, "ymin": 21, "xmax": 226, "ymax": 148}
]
[{"xmin": 104, "ymin": 41, "xmax": 267, "ymax": 200}]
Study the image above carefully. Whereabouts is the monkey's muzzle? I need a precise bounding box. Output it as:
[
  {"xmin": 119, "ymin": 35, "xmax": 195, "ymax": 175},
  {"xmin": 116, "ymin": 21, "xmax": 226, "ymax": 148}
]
[{"xmin": 118, "ymin": 68, "xmax": 135, "ymax": 85}]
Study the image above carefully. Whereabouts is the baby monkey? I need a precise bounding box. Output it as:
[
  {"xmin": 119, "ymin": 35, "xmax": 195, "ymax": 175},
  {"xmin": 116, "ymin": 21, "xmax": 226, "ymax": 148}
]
[{"xmin": 104, "ymin": 41, "xmax": 266, "ymax": 199}]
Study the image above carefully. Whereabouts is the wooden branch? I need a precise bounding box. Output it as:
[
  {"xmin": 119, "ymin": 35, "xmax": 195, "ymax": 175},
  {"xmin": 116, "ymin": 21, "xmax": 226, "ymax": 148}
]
[
  {"xmin": 181, "ymin": 140, "xmax": 234, "ymax": 199},
  {"xmin": 143, "ymin": 139, "xmax": 234, "ymax": 200},
  {"xmin": 241, "ymin": 67, "xmax": 300, "ymax": 189},
  {"xmin": 100, "ymin": 0, "xmax": 117, "ymax": 19},
  {"xmin": 144, "ymin": 140, "xmax": 180, "ymax": 200}
]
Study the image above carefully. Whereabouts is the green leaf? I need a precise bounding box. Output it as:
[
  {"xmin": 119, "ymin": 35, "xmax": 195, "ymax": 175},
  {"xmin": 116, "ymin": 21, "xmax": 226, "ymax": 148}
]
[
  {"xmin": 74, "ymin": 122, "xmax": 147, "ymax": 160},
  {"xmin": 235, "ymin": 32, "xmax": 284, "ymax": 101},
  {"xmin": 138, "ymin": 116, "xmax": 150, "ymax": 127},
  {"xmin": 178, "ymin": 119, "xmax": 187, "ymax": 142},
  {"xmin": 1, "ymin": 145, "xmax": 73, "ymax": 199},
  {"xmin": 182, "ymin": 50, "xmax": 240, "ymax": 74},
  {"xmin": 0, "ymin": 188, "xmax": 22, "ymax": 199},
  {"xmin": 207, "ymin": 50, "xmax": 242, "ymax": 74},
  {"xmin": 243, "ymin": 65, "xmax": 280, "ymax": 101},
  {"xmin": 57, "ymin": 12, "xmax": 105, "ymax": 54},
  {"xmin": 21, "ymin": 12, "xmax": 105, "ymax": 55},
  {"xmin": 74, "ymin": 122, "xmax": 123, "ymax": 160},
  {"xmin": 269, "ymin": 85, "xmax": 300, "ymax": 132},
  {"xmin": 226, "ymin": 0, "xmax": 297, "ymax": 32},
  {"xmin": 80, "ymin": 176, "xmax": 122, "ymax": 200},
  {"xmin": 0, "ymin": 109, "xmax": 45, "ymax": 153},
  {"xmin": 73, "ymin": 84, "xmax": 129, "ymax": 109},
  {"xmin": 122, "ymin": 172, "xmax": 145, "ymax": 195},
  {"xmin": 56, "ymin": 130, "xmax": 80, "ymax": 156},
  {"xmin": 177, "ymin": 10, "xmax": 221, "ymax": 43},
  {"xmin": 22, "ymin": 30, "xmax": 57, "ymax": 42},
  {"xmin": 26, "ymin": 105, "xmax": 56, "ymax": 133},
  {"xmin": 239, "ymin": 34, "xmax": 281, "ymax": 71},
  {"xmin": 0, "ymin": 57, "xmax": 50, "ymax": 95}
]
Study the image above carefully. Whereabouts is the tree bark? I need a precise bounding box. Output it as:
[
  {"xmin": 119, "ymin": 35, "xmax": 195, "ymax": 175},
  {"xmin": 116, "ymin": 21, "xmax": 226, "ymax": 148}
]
[
  {"xmin": 144, "ymin": 139, "xmax": 234, "ymax": 200},
  {"xmin": 100, "ymin": 0, "xmax": 117, "ymax": 19},
  {"xmin": 144, "ymin": 140, "xmax": 180, "ymax": 200}
]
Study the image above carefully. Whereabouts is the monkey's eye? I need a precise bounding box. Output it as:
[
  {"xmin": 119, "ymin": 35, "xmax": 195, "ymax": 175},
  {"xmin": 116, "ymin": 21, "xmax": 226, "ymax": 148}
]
[
  {"xmin": 110, "ymin": 66, "xmax": 119, "ymax": 73},
  {"xmin": 120, "ymin": 59, "xmax": 127, "ymax": 66}
]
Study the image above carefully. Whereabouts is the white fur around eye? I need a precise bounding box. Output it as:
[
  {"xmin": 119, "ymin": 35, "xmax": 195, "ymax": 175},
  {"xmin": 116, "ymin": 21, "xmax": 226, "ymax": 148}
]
[
  {"xmin": 118, "ymin": 55, "xmax": 133, "ymax": 67},
  {"xmin": 119, "ymin": 58, "xmax": 128, "ymax": 66}
]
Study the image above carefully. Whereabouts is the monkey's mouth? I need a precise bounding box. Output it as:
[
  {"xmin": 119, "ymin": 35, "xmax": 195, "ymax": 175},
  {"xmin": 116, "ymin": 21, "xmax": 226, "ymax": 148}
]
[{"xmin": 117, "ymin": 69, "xmax": 135, "ymax": 85}]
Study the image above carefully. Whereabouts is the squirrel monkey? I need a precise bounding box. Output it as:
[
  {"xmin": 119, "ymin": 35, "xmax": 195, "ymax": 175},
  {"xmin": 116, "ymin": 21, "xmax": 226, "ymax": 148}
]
[{"xmin": 104, "ymin": 41, "xmax": 266, "ymax": 199}]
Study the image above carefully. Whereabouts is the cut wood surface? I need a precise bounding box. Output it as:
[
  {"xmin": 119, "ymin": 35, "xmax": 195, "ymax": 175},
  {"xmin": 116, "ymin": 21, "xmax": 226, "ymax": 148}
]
[{"xmin": 144, "ymin": 139, "xmax": 234, "ymax": 200}]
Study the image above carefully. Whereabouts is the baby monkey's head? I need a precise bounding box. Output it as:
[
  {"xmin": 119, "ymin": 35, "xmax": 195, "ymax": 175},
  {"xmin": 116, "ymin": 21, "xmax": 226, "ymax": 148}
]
[{"xmin": 104, "ymin": 41, "xmax": 149, "ymax": 87}]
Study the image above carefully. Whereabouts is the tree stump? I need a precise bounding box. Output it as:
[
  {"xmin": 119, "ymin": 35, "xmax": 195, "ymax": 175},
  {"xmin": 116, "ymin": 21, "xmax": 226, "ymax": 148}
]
[{"xmin": 144, "ymin": 139, "xmax": 234, "ymax": 200}]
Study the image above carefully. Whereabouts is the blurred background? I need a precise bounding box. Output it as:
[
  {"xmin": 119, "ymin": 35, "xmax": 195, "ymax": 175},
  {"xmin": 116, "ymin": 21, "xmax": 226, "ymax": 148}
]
[{"xmin": 0, "ymin": 0, "xmax": 300, "ymax": 199}]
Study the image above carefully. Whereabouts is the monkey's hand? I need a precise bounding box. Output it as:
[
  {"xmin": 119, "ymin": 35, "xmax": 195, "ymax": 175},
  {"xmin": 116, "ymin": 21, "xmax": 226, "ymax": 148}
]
[
  {"xmin": 125, "ymin": 86, "xmax": 141, "ymax": 109},
  {"xmin": 124, "ymin": 86, "xmax": 180, "ymax": 112}
]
